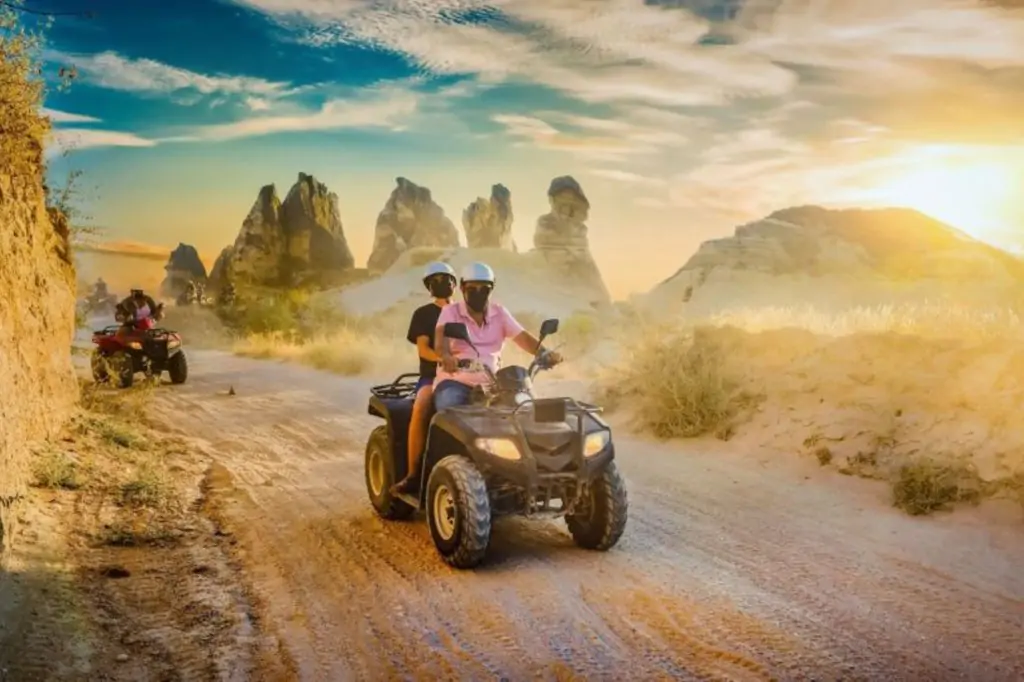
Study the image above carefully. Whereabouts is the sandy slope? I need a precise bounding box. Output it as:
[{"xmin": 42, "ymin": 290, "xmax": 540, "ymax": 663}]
[{"xmin": 134, "ymin": 349, "xmax": 1024, "ymax": 681}]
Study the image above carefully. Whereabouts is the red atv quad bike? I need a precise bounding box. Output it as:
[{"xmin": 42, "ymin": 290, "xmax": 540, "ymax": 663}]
[{"xmin": 91, "ymin": 311, "xmax": 188, "ymax": 388}]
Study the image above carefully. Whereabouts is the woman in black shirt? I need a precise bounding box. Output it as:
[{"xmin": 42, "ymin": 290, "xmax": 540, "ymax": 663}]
[{"xmin": 391, "ymin": 261, "xmax": 457, "ymax": 496}]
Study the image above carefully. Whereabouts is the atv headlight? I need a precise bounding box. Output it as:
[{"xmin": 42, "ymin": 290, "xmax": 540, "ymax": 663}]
[
  {"xmin": 583, "ymin": 431, "xmax": 610, "ymax": 457},
  {"xmin": 475, "ymin": 438, "xmax": 521, "ymax": 460},
  {"xmin": 128, "ymin": 341, "xmax": 143, "ymax": 350},
  {"xmin": 167, "ymin": 340, "xmax": 180, "ymax": 348}
]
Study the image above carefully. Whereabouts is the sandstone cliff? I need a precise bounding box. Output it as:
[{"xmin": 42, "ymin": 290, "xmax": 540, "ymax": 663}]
[
  {"xmin": 0, "ymin": 147, "xmax": 77, "ymax": 556},
  {"xmin": 531, "ymin": 176, "xmax": 610, "ymax": 304},
  {"xmin": 160, "ymin": 242, "xmax": 207, "ymax": 298},
  {"xmin": 212, "ymin": 173, "xmax": 354, "ymax": 288},
  {"xmin": 463, "ymin": 184, "xmax": 516, "ymax": 251},
  {"xmin": 643, "ymin": 205, "xmax": 1024, "ymax": 313},
  {"xmin": 367, "ymin": 177, "xmax": 460, "ymax": 274}
]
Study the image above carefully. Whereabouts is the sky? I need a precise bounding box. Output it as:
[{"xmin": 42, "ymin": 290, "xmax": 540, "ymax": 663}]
[{"xmin": 26, "ymin": 0, "xmax": 1024, "ymax": 298}]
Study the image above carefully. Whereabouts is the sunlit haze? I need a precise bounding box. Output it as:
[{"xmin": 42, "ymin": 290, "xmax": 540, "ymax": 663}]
[{"xmin": 37, "ymin": 0, "xmax": 1024, "ymax": 296}]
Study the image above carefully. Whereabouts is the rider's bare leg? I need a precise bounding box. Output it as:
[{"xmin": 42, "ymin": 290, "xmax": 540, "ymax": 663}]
[{"xmin": 393, "ymin": 384, "xmax": 433, "ymax": 494}]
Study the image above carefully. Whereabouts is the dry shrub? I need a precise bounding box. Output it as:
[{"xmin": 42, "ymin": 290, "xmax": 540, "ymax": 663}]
[
  {"xmin": 233, "ymin": 326, "xmax": 406, "ymax": 377},
  {"xmin": 891, "ymin": 459, "xmax": 986, "ymax": 516},
  {"xmin": 0, "ymin": 8, "xmax": 48, "ymax": 176},
  {"xmin": 596, "ymin": 324, "xmax": 739, "ymax": 438},
  {"xmin": 160, "ymin": 305, "xmax": 233, "ymax": 349},
  {"xmin": 706, "ymin": 302, "xmax": 1024, "ymax": 342}
]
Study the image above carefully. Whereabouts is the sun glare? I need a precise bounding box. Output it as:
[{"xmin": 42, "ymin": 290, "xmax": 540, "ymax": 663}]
[{"xmin": 863, "ymin": 145, "xmax": 1020, "ymax": 243}]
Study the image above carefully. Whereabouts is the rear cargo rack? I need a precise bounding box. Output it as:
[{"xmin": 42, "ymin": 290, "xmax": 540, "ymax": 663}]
[{"xmin": 370, "ymin": 373, "xmax": 420, "ymax": 400}]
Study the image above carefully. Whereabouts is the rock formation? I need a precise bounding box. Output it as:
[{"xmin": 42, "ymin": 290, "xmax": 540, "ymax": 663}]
[
  {"xmin": 367, "ymin": 177, "xmax": 460, "ymax": 274},
  {"xmin": 1, "ymin": 157, "xmax": 77, "ymax": 555},
  {"xmin": 212, "ymin": 173, "xmax": 354, "ymax": 288},
  {"xmin": 645, "ymin": 205, "xmax": 1024, "ymax": 310},
  {"xmin": 532, "ymin": 176, "xmax": 610, "ymax": 303},
  {"xmin": 463, "ymin": 183, "xmax": 516, "ymax": 251},
  {"xmin": 667, "ymin": 205, "xmax": 1024, "ymax": 284},
  {"xmin": 160, "ymin": 242, "xmax": 207, "ymax": 298}
]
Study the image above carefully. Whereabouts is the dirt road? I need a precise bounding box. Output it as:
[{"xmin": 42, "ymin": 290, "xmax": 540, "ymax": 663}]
[{"xmin": 148, "ymin": 349, "xmax": 1024, "ymax": 682}]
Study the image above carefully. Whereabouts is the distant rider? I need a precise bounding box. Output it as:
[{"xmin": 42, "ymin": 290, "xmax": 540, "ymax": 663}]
[
  {"xmin": 433, "ymin": 262, "xmax": 563, "ymax": 411},
  {"xmin": 390, "ymin": 261, "xmax": 457, "ymax": 497},
  {"xmin": 115, "ymin": 288, "xmax": 162, "ymax": 329}
]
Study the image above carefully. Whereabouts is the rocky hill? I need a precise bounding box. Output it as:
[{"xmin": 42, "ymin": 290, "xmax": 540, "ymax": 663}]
[
  {"xmin": 1, "ymin": 136, "xmax": 77, "ymax": 555},
  {"xmin": 210, "ymin": 173, "xmax": 355, "ymax": 289},
  {"xmin": 639, "ymin": 206, "xmax": 1024, "ymax": 315},
  {"xmin": 160, "ymin": 242, "xmax": 207, "ymax": 298},
  {"xmin": 367, "ymin": 177, "xmax": 461, "ymax": 274},
  {"xmin": 463, "ymin": 184, "xmax": 516, "ymax": 251}
]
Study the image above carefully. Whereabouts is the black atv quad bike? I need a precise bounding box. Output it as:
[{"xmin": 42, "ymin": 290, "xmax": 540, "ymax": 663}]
[{"xmin": 364, "ymin": 318, "xmax": 628, "ymax": 569}]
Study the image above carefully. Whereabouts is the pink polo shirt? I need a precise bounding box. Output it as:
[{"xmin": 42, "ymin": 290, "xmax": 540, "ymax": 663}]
[{"xmin": 434, "ymin": 300, "xmax": 525, "ymax": 387}]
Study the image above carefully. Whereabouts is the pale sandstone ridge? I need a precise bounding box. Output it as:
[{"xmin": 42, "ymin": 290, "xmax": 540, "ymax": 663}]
[
  {"xmin": 160, "ymin": 242, "xmax": 207, "ymax": 298},
  {"xmin": 463, "ymin": 183, "xmax": 516, "ymax": 251},
  {"xmin": 0, "ymin": 171, "xmax": 77, "ymax": 555},
  {"xmin": 642, "ymin": 205, "xmax": 1024, "ymax": 314},
  {"xmin": 367, "ymin": 177, "xmax": 460, "ymax": 274},
  {"xmin": 532, "ymin": 176, "xmax": 610, "ymax": 304},
  {"xmin": 211, "ymin": 173, "xmax": 355, "ymax": 288}
]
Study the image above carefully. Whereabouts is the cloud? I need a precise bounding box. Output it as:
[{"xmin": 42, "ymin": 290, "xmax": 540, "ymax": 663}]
[
  {"xmin": 172, "ymin": 84, "xmax": 420, "ymax": 141},
  {"xmin": 230, "ymin": 0, "xmax": 799, "ymax": 107},
  {"xmin": 634, "ymin": 196, "xmax": 669, "ymax": 209},
  {"xmin": 47, "ymin": 128, "xmax": 157, "ymax": 155},
  {"xmin": 589, "ymin": 168, "xmax": 667, "ymax": 188},
  {"xmin": 245, "ymin": 96, "xmax": 272, "ymax": 111},
  {"xmin": 491, "ymin": 113, "xmax": 658, "ymax": 161},
  {"xmin": 41, "ymin": 108, "xmax": 100, "ymax": 123},
  {"xmin": 46, "ymin": 49, "xmax": 291, "ymax": 99},
  {"xmin": 76, "ymin": 240, "xmax": 170, "ymax": 262}
]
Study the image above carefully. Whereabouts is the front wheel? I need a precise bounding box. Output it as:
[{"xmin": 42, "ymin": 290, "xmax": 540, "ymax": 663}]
[
  {"xmin": 90, "ymin": 350, "xmax": 110, "ymax": 383},
  {"xmin": 365, "ymin": 426, "xmax": 414, "ymax": 520},
  {"xmin": 110, "ymin": 351, "xmax": 134, "ymax": 389},
  {"xmin": 566, "ymin": 461, "xmax": 628, "ymax": 551},
  {"xmin": 427, "ymin": 455, "xmax": 491, "ymax": 569},
  {"xmin": 168, "ymin": 350, "xmax": 188, "ymax": 384}
]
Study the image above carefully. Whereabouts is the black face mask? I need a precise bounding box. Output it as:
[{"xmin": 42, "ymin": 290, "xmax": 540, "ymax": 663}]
[
  {"xmin": 427, "ymin": 277, "xmax": 453, "ymax": 299},
  {"xmin": 464, "ymin": 287, "xmax": 491, "ymax": 313}
]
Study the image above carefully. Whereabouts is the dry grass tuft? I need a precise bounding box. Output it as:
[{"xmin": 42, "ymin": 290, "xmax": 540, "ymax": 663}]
[
  {"xmin": 891, "ymin": 459, "xmax": 986, "ymax": 516},
  {"xmin": 594, "ymin": 325, "xmax": 745, "ymax": 439},
  {"xmin": 233, "ymin": 327, "xmax": 406, "ymax": 377}
]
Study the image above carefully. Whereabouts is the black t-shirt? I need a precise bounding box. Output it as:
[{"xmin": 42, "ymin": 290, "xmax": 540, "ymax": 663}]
[{"xmin": 407, "ymin": 302, "xmax": 443, "ymax": 379}]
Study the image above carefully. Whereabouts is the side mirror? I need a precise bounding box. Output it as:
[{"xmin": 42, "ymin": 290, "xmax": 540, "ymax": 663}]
[
  {"xmin": 443, "ymin": 322, "xmax": 470, "ymax": 342},
  {"xmin": 539, "ymin": 318, "xmax": 559, "ymax": 337}
]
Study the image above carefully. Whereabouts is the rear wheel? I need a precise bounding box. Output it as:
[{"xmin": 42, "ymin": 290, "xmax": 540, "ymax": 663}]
[
  {"xmin": 566, "ymin": 461, "xmax": 628, "ymax": 551},
  {"xmin": 365, "ymin": 426, "xmax": 415, "ymax": 520},
  {"xmin": 168, "ymin": 350, "xmax": 188, "ymax": 384},
  {"xmin": 427, "ymin": 455, "xmax": 491, "ymax": 569}
]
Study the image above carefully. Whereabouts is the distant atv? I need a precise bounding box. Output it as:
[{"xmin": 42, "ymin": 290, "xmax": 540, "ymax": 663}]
[
  {"xmin": 364, "ymin": 318, "xmax": 628, "ymax": 569},
  {"xmin": 91, "ymin": 307, "xmax": 188, "ymax": 388}
]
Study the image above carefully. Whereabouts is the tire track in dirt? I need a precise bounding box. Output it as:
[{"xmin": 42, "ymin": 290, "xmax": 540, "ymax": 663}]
[{"xmin": 145, "ymin": 350, "xmax": 1024, "ymax": 681}]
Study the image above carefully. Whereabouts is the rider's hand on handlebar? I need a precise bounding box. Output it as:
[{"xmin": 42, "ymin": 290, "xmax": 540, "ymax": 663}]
[{"xmin": 547, "ymin": 350, "xmax": 564, "ymax": 366}]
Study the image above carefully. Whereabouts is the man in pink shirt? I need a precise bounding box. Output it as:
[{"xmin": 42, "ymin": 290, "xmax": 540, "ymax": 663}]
[{"xmin": 433, "ymin": 262, "xmax": 563, "ymax": 411}]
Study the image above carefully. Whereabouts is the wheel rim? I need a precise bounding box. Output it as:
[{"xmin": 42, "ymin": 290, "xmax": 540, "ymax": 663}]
[
  {"xmin": 432, "ymin": 484, "xmax": 457, "ymax": 541},
  {"xmin": 368, "ymin": 446, "xmax": 385, "ymax": 497}
]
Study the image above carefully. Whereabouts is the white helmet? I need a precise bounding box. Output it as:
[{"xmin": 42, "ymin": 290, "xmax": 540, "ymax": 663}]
[
  {"xmin": 422, "ymin": 261, "xmax": 456, "ymax": 283},
  {"xmin": 460, "ymin": 262, "xmax": 495, "ymax": 285}
]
